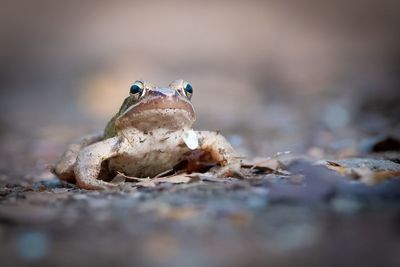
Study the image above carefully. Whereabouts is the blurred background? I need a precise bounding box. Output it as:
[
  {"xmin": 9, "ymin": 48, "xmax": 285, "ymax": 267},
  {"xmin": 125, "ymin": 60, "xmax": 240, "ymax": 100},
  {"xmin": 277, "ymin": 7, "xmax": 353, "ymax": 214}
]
[
  {"xmin": 1, "ymin": 2, "xmax": 400, "ymax": 267},
  {"xmin": 0, "ymin": 0, "xmax": 399, "ymax": 170}
]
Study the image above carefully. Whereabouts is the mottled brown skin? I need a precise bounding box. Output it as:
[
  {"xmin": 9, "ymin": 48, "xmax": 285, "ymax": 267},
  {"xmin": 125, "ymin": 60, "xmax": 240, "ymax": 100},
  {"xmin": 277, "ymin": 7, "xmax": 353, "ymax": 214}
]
[{"xmin": 53, "ymin": 80, "xmax": 241, "ymax": 190}]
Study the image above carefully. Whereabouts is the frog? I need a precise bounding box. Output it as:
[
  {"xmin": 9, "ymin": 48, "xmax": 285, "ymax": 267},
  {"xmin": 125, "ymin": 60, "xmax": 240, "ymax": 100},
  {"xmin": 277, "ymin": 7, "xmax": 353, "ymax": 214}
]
[{"xmin": 53, "ymin": 80, "xmax": 242, "ymax": 190}]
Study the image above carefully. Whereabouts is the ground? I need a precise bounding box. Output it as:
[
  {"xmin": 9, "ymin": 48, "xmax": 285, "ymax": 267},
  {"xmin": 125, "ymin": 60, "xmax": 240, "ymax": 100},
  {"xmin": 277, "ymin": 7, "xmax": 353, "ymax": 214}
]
[{"xmin": 1, "ymin": 134, "xmax": 400, "ymax": 267}]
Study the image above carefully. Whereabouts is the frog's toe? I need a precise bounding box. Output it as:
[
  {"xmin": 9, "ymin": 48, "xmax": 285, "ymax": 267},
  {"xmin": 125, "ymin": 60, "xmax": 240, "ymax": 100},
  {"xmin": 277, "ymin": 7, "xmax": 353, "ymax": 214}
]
[
  {"xmin": 231, "ymin": 169, "xmax": 245, "ymax": 179},
  {"xmin": 213, "ymin": 164, "xmax": 244, "ymax": 179}
]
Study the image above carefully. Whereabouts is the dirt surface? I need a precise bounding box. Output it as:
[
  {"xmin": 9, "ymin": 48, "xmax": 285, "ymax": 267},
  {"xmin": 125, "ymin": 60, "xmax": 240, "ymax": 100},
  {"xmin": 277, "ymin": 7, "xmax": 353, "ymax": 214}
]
[{"xmin": 1, "ymin": 140, "xmax": 400, "ymax": 267}]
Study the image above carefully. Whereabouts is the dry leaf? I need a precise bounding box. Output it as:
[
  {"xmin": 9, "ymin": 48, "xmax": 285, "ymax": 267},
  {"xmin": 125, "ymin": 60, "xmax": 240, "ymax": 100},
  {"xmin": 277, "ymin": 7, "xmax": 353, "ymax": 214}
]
[
  {"xmin": 136, "ymin": 178, "xmax": 157, "ymax": 188},
  {"xmin": 322, "ymin": 159, "xmax": 400, "ymax": 184},
  {"xmin": 116, "ymin": 171, "xmax": 196, "ymax": 188},
  {"xmin": 242, "ymin": 157, "xmax": 288, "ymax": 175},
  {"xmin": 157, "ymin": 175, "xmax": 192, "ymax": 184}
]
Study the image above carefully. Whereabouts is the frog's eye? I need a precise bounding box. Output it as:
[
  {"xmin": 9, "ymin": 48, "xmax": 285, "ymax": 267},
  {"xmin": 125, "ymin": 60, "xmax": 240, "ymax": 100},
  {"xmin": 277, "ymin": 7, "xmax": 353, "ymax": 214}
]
[
  {"xmin": 130, "ymin": 81, "xmax": 145, "ymax": 98},
  {"xmin": 182, "ymin": 82, "xmax": 193, "ymax": 99}
]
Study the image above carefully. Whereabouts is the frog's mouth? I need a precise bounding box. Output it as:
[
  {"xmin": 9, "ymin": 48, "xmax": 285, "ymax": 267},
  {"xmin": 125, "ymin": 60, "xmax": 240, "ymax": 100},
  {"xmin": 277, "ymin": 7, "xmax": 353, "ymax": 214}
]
[{"xmin": 116, "ymin": 95, "xmax": 195, "ymax": 130}]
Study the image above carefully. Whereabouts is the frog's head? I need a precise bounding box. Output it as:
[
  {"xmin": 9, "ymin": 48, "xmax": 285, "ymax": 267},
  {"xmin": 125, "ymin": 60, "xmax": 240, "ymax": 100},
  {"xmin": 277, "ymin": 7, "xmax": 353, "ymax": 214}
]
[{"xmin": 110, "ymin": 80, "xmax": 196, "ymax": 133}]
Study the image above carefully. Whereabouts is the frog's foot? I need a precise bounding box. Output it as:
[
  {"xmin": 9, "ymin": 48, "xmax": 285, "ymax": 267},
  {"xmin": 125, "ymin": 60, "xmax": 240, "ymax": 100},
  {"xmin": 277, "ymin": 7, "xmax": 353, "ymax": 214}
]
[
  {"xmin": 196, "ymin": 131, "xmax": 244, "ymax": 178},
  {"xmin": 53, "ymin": 131, "xmax": 104, "ymax": 182},
  {"xmin": 212, "ymin": 162, "xmax": 244, "ymax": 179},
  {"xmin": 74, "ymin": 136, "xmax": 122, "ymax": 190}
]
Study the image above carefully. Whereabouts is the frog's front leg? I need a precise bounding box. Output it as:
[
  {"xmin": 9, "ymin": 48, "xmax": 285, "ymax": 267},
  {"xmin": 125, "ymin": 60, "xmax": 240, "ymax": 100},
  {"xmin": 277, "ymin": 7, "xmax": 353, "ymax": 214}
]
[
  {"xmin": 53, "ymin": 131, "xmax": 104, "ymax": 182},
  {"xmin": 74, "ymin": 136, "xmax": 122, "ymax": 190},
  {"xmin": 196, "ymin": 131, "xmax": 242, "ymax": 177}
]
